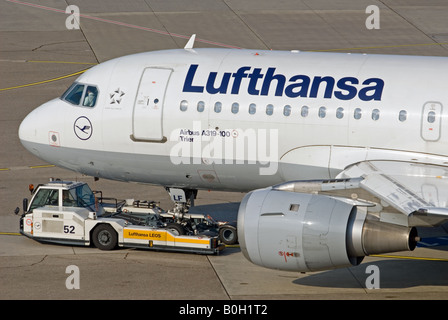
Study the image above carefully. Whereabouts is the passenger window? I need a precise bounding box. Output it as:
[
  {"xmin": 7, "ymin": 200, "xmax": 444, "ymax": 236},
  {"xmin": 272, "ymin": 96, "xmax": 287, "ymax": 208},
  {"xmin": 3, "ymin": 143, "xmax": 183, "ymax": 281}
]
[
  {"xmin": 336, "ymin": 107, "xmax": 344, "ymax": 119},
  {"xmin": 301, "ymin": 106, "xmax": 309, "ymax": 117},
  {"xmin": 63, "ymin": 83, "xmax": 85, "ymax": 105},
  {"xmin": 372, "ymin": 109, "xmax": 380, "ymax": 121},
  {"xmin": 249, "ymin": 103, "xmax": 256, "ymax": 115},
  {"xmin": 231, "ymin": 102, "xmax": 239, "ymax": 114},
  {"xmin": 319, "ymin": 106, "xmax": 327, "ymax": 118},
  {"xmin": 180, "ymin": 100, "xmax": 188, "ymax": 112},
  {"xmin": 197, "ymin": 101, "xmax": 205, "ymax": 112},
  {"xmin": 283, "ymin": 105, "xmax": 291, "ymax": 117},
  {"xmin": 354, "ymin": 108, "xmax": 362, "ymax": 120},
  {"xmin": 428, "ymin": 111, "xmax": 436, "ymax": 123},
  {"xmin": 82, "ymin": 86, "xmax": 98, "ymax": 107},
  {"xmin": 266, "ymin": 104, "xmax": 274, "ymax": 116},
  {"xmin": 214, "ymin": 102, "xmax": 222, "ymax": 113},
  {"xmin": 399, "ymin": 110, "xmax": 407, "ymax": 122}
]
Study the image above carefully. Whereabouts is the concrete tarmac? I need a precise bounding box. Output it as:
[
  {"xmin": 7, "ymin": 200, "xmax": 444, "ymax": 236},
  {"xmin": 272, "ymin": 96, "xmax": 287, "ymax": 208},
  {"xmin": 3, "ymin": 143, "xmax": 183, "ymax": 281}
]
[{"xmin": 1, "ymin": 0, "xmax": 448, "ymax": 302}]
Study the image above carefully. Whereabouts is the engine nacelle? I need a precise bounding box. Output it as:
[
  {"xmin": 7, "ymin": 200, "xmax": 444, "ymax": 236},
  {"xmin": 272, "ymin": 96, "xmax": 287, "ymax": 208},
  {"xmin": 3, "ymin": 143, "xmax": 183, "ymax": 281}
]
[{"xmin": 237, "ymin": 188, "xmax": 418, "ymax": 272}]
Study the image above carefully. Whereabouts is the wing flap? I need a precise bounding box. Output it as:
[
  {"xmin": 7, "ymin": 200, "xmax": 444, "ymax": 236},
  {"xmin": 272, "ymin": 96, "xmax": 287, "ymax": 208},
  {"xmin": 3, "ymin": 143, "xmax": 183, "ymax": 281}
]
[
  {"xmin": 341, "ymin": 161, "xmax": 430, "ymax": 215},
  {"xmin": 338, "ymin": 160, "xmax": 448, "ymax": 226}
]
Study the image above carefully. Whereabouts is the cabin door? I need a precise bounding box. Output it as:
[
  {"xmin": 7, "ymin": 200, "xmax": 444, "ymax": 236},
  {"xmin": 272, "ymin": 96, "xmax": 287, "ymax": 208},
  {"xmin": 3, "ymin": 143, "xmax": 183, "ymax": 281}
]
[{"xmin": 132, "ymin": 67, "xmax": 172, "ymax": 141}]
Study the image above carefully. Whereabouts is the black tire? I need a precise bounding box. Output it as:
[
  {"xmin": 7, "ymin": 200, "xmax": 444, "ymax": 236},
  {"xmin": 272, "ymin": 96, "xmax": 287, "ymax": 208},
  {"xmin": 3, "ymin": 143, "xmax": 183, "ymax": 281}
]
[
  {"xmin": 166, "ymin": 223, "xmax": 186, "ymax": 236},
  {"xmin": 219, "ymin": 225, "xmax": 238, "ymax": 245},
  {"xmin": 92, "ymin": 224, "xmax": 118, "ymax": 250}
]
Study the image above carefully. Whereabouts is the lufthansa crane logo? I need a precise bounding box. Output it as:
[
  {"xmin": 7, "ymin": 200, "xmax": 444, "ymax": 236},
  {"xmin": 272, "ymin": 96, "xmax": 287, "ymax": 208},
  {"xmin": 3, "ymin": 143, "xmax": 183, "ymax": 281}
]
[{"xmin": 74, "ymin": 116, "xmax": 93, "ymax": 140}]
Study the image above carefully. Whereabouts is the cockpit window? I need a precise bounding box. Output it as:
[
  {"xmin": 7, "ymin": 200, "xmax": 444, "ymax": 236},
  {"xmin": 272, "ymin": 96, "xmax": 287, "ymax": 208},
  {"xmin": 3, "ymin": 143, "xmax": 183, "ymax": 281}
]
[
  {"xmin": 61, "ymin": 82, "xmax": 98, "ymax": 107},
  {"xmin": 63, "ymin": 83, "xmax": 85, "ymax": 105},
  {"xmin": 82, "ymin": 86, "xmax": 98, "ymax": 107}
]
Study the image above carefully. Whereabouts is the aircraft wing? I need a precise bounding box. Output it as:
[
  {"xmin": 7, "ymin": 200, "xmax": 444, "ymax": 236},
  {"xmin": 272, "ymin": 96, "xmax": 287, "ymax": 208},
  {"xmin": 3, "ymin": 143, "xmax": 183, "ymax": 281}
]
[{"xmin": 337, "ymin": 160, "xmax": 448, "ymax": 227}]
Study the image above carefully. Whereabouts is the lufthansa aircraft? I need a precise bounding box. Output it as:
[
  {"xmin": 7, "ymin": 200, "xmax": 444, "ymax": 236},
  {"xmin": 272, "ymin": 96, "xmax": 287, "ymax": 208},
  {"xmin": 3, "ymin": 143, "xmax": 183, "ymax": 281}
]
[{"xmin": 19, "ymin": 36, "xmax": 448, "ymax": 272}]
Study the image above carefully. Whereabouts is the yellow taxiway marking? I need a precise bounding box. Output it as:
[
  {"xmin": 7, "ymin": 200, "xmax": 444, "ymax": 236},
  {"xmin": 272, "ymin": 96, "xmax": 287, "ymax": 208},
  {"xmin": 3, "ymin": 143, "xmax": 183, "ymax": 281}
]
[
  {"xmin": 29, "ymin": 164, "xmax": 56, "ymax": 169},
  {"xmin": 0, "ymin": 232, "xmax": 21, "ymax": 236},
  {"xmin": 0, "ymin": 68, "xmax": 90, "ymax": 92},
  {"xmin": 27, "ymin": 60, "xmax": 97, "ymax": 65},
  {"xmin": 0, "ymin": 164, "xmax": 55, "ymax": 171},
  {"xmin": 371, "ymin": 254, "xmax": 448, "ymax": 262}
]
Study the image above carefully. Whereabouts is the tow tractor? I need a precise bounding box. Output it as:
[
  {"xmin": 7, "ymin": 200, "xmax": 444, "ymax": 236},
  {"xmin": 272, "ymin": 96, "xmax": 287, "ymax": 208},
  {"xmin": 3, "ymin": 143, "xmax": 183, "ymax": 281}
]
[{"xmin": 17, "ymin": 180, "xmax": 237, "ymax": 254}]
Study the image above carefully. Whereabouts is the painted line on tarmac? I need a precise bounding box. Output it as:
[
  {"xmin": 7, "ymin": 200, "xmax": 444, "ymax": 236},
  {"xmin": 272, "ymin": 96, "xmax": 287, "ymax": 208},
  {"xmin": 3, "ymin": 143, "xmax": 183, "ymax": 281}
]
[
  {"xmin": 0, "ymin": 68, "xmax": 89, "ymax": 92},
  {"xmin": 27, "ymin": 60, "xmax": 97, "ymax": 65},
  {"xmin": 0, "ymin": 59, "xmax": 96, "ymax": 65},
  {"xmin": 313, "ymin": 42, "xmax": 448, "ymax": 52},
  {"xmin": 7, "ymin": 0, "xmax": 447, "ymax": 54},
  {"xmin": 0, "ymin": 164, "xmax": 55, "ymax": 171},
  {"xmin": 6, "ymin": 0, "xmax": 243, "ymax": 49},
  {"xmin": 371, "ymin": 254, "xmax": 448, "ymax": 262},
  {"xmin": 0, "ymin": 232, "xmax": 21, "ymax": 236}
]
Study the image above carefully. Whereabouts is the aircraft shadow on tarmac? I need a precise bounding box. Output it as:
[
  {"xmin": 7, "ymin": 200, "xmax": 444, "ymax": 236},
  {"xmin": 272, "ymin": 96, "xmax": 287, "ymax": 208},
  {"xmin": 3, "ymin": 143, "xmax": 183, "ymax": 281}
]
[
  {"xmin": 294, "ymin": 259, "xmax": 448, "ymax": 289},
  {"xmin": 188, "ymin": 202, "xmax": 240, "ymax": 222}
]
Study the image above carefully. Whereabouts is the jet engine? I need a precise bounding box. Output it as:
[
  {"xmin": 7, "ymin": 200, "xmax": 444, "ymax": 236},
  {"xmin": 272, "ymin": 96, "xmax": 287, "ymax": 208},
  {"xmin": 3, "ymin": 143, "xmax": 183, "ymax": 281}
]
[{"xmin": 237, "ymin": 187, "xmax": 418, "ymax": 272}]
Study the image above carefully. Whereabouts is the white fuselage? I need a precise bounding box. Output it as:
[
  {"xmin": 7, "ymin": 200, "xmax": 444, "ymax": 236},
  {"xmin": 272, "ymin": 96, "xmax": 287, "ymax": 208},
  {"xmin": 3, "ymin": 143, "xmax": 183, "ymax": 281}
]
[{"xmin": 19, "ymin": 48, "xmax": 448, "ymax": 191}]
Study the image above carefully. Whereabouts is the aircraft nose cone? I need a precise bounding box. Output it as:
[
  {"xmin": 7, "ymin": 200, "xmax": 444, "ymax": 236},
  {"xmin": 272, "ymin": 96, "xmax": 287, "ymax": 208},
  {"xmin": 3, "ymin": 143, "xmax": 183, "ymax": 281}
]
[
  {"xmin": 18, "ymin": 108, "xmax": 42, "ymax": 159},
  {"xmin": 19, "ymin": 107, "xmax": 41, "ymax": 144},
  {"xmin": 19, "ymin": 98, "xmax": 61, "ymax": 148}
]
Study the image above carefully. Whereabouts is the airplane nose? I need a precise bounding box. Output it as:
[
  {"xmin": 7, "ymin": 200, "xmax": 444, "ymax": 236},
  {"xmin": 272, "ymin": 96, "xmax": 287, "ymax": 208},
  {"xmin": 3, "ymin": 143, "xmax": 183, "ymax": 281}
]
[
  {"xmin": 18, "ymin": 106, "xmax": 45, "ymax": 160},
  {"xmin": 18, "ymin": 98, "xmax": 61, "ymax": 157},
  {"xmin": 18, "ymin": 108, "xmax": 39, "ymax": 144}
]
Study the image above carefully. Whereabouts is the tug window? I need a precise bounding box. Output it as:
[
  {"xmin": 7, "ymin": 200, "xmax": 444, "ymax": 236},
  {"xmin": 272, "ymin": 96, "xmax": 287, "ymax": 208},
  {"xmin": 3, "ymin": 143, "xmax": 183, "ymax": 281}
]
[{"xmin": 29, "ymin": 188, "xmax": 59, "ymax": 211}]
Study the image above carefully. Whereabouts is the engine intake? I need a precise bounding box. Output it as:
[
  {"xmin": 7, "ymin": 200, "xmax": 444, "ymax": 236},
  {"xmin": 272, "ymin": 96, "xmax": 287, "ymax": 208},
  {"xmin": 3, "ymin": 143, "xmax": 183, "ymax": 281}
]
[{"xmin": 237, "ymin": 188, "xmax": 418, "ymax": 272}]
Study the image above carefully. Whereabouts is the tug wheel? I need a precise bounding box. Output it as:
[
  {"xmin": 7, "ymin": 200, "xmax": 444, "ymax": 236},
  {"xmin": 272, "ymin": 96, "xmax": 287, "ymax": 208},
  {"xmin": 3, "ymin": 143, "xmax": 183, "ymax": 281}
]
[
  {"xmin": 219, "ymin": 225, "xmax": 238, "ymax": 245},
  {"xmin": 92, "ymin": 224, "xmax": 118, "ymax": 250}
]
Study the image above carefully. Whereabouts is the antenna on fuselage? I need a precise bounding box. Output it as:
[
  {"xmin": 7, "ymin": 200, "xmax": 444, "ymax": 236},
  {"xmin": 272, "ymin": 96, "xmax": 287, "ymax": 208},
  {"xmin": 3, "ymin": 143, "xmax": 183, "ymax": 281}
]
[{"xmin": 184, "ymin": 34, "xmax": 196, "ymax": 50}]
